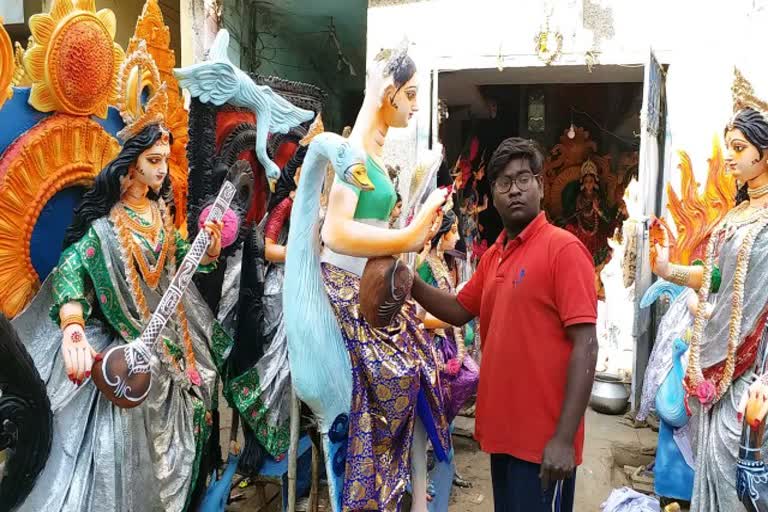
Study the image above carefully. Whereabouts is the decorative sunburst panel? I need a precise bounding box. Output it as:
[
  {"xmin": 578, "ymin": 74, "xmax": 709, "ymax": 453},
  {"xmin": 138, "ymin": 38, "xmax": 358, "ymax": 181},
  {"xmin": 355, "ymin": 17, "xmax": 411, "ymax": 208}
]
[
  {"xmin": 23, "ymin": 0, "xmax": 125, "ymax": 118},
  {"xmin": 0, "ymin": 114, "xmax": 120, "ymax": 317}
]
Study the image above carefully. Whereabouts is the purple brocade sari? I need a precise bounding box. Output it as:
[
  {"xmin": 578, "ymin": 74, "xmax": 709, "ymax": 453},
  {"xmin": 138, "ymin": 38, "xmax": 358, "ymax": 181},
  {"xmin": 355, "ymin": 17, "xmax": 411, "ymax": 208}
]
[
  {"xmin": 322, "ymin": 263, "xmax": 451, "ymax": 511},
  {"xmin": 434, "ymin": 331, "xmax": 479, "ymax": 423}
]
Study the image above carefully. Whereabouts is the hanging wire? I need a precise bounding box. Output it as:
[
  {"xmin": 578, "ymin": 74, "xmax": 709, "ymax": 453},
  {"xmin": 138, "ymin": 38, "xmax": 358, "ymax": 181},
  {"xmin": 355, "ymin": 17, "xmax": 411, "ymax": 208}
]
[{"xmin": 571, "ymin": 106, "xmax": 639, "ymax": 147}]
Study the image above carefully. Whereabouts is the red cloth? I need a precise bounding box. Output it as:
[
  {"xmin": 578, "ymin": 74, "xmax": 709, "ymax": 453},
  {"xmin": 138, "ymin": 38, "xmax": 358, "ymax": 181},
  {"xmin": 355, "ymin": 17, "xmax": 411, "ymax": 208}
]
[
  {"xmin": 457, "ymin": 212, "xmax": 597, "ymax": 465},
  {"xmin": 690, "ymin": 308, "xmax": 768, "ymax": 392},
  {"xmin": 264, "ymin": 197, "xmax": 293, "ymax": 241},
  {"xmin": 213, "ymin": 111, "xmax": 268, "ymax": 223}
]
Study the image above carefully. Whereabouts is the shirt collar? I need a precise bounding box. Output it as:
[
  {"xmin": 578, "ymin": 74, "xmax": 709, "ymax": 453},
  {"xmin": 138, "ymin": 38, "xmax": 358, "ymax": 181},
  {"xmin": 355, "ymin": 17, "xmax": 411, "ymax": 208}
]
[{"xmin": 494, "ymin": 212, "xmax": 548, "ymax": 249}]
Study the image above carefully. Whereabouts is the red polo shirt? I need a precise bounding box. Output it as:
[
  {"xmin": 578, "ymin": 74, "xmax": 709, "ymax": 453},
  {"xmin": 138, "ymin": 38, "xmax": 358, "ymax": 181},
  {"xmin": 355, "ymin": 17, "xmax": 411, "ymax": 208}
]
[{"xmin": 457, "ymin": 212, "xmax": 596, "ymax": 465}]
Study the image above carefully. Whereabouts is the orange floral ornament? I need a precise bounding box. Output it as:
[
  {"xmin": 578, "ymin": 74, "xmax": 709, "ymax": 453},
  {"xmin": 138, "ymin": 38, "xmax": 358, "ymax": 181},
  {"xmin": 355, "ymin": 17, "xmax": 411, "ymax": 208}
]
[
  {"xmin": 0, "ymin": 18, "xmax": 14, "ymax": 111},
  {"xmin": 24, "ymin": 0, "xmax": 125, "ymax": 118}
]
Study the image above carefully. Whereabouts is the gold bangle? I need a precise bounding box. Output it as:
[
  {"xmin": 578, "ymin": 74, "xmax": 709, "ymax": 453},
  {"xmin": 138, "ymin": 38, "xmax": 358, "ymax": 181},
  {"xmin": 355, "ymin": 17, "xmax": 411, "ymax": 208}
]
[
  {"xmin": 60, "ymin": 313, "xmax": 85, "ymax": 331},
  {"xmin": 667, "ymin": 264, "xmax": 691, "ymax": 287}
]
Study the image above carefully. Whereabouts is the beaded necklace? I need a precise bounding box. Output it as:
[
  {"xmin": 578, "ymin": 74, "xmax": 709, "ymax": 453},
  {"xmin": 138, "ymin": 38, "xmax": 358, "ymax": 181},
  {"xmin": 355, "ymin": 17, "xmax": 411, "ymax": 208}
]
[
  {"xmin": 114, "ymin": 202, "xmax": 169, "ymax": 289},
  {"xmin": 686, "ymin": 201, "xmax": 768, "ymax": 405},
  {"xmin": 110, "ymin": 199, "xmax": 200, "ymax": 387}
]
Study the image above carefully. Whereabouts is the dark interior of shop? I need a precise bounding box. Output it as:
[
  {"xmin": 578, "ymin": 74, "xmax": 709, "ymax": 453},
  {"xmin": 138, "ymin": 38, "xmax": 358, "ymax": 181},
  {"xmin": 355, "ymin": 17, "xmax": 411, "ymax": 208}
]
[{"xmin": 438, "ymin": 67, "xmax": 642, "ymax": 273}]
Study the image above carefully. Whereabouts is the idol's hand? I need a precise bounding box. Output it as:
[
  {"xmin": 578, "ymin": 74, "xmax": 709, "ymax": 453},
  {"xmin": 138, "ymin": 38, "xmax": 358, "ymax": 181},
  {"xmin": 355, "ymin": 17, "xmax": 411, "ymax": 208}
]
[
  {"xmin": 416, "ymin": 240, "xmax": 432, "ymax": 267},
  {"xmin": 424, "ymin": 187, "xmax": 450, "ymax": 214},
  {"xmin": 61, "ymin": 324, "xmax": 97, "ymax": 386},
  {"xmin": 410, "ymin": 211, "xmax": 444, "ymax": 254},
  {"xmin": 686, "ymin": 293, "xmax": 713, "ymax": 319},
  {"xmin": 652, "ymin": 240, "xmax": 670, "ymax": 279},
  {"xmin": 686, "ymin": 293, "xmax": 699, "ymax": 317},
  {"xmin": 650, "ymin": 220, "xmax": 671, "ymax": 278},
  {"xmin": 738, "ymin": 378, "xmax": 768, "ymax": 428},
  {"xmin": 204, "ymin": 219, "xmax": 222, "ymax": 259},
  {"xmin": 407, "ymin": 188, "xmax": 449, "ymax": 252}
]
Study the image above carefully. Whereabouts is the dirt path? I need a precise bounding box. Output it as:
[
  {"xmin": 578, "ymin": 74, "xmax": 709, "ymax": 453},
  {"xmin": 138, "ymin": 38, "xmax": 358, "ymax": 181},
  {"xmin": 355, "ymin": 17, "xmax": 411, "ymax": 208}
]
[
  {"xmin": 448, "ymin": 408, "xmax": 658, "ymax": 511},
  {"xmin": 221, "ymin": 406, "xmax": 657, "ymax": 511}
]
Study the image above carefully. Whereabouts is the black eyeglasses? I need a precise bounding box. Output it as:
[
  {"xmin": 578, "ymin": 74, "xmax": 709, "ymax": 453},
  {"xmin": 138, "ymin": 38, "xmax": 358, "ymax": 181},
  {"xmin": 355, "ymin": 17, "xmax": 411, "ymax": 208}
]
[{"xmin": 493, "ymin": 172, "xmax": 538, "ymax": 194}]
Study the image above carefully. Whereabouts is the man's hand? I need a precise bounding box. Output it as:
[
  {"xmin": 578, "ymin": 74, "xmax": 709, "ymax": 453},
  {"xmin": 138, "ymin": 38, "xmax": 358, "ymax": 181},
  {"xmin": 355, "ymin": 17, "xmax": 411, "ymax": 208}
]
[{"xmin": 539, "ymin": 435, "xmax": 575, "ymax": 491}]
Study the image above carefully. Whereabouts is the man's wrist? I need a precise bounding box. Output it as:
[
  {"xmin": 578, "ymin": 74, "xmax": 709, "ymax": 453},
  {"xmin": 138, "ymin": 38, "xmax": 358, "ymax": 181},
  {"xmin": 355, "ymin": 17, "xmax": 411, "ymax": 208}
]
[{"xmin": 551, "ymin": 429, "xmax": 576, "ymax": 445}]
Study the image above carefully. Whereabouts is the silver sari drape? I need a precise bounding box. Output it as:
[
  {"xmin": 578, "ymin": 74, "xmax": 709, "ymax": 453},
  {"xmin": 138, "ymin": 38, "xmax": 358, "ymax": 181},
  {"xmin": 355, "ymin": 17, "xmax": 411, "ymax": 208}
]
[
  {"xmin": 14, "ymin": 218, "xmax": 221, "ymax": 512},
  {"xmin": 690, "ymin": 224, "xmax": 768, "ymax": 511},
  {"xmin": 255, "ymin": 261, "xmax": 292, "ymax": 431}
]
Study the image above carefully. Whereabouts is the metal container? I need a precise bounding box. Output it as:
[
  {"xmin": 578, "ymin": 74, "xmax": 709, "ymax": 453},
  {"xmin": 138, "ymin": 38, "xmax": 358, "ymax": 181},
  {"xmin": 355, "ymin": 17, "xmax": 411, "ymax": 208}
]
[{"xmin": 589, "ymin": 373, "xmax": 630, "ymax": 415}]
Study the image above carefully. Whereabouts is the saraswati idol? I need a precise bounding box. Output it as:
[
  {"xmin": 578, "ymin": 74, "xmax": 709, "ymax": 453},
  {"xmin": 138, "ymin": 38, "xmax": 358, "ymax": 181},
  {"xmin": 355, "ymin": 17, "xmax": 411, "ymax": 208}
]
[
  {"xmin": 10, "ymin": 43, "xmax": 238, "ymax": 511},
  {"xmin": 652, "ymin": 69, "xmax": 768, "ymax": 512},
  {"xmin": 284, "ymin": 43, "xmax": 451, "ymax": 512}
]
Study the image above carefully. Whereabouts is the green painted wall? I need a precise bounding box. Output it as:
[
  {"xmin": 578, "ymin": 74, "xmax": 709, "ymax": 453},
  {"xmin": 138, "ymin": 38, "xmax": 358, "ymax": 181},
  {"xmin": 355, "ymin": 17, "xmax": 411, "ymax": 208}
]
[{"xmin": 223, "ymin": 0, "xmax": 366, "ymax": 133}]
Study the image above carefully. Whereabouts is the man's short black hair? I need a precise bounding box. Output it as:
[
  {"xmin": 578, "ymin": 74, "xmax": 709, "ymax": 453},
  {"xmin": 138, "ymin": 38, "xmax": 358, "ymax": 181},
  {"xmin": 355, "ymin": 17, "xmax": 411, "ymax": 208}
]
[{"xmin": 486, "ymin": 137, "xmax": 544, "ymax": 183}]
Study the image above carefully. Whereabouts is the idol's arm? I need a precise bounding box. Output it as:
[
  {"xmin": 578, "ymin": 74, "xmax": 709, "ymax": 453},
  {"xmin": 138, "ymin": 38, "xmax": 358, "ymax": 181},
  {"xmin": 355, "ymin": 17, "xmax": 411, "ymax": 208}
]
[
  {"xmin": 175, "ymin": 224, "xmax": 221, "ymax": 270},
  {"xmin": 321, "ymin": 182, "xmax": 444, "ymax": 257},
  {"xmin": 51, "ymin": 241, "xmax": 96, "ymax": 384},
  {"xmin": 655, "ymin": 262, "xmax": 704, "ymax": 290},
  {"xmin": 50, "ymin": 244, "xmax": 92, "ymax": 324},
  {"xmin": 264, "ymin": 198, "xmax": 293, "ymax": 263},
  {"xmin": 265, "ymin": 238, "xmax": 286, "ymax": 263}
]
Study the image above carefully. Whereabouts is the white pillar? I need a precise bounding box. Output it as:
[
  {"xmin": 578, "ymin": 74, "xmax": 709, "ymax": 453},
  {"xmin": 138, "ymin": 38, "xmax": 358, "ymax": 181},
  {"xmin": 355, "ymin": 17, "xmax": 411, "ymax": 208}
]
[{"xmin": 179, "ymin": 0, "xmax": 219, "ymax": 66}]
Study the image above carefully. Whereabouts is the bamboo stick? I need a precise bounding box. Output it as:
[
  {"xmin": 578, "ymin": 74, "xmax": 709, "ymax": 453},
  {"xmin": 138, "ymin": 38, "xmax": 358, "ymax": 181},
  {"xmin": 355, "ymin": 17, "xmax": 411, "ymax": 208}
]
[{"xmin": 287, "ymin": 387, "xmax": 301, "ymax": 512}]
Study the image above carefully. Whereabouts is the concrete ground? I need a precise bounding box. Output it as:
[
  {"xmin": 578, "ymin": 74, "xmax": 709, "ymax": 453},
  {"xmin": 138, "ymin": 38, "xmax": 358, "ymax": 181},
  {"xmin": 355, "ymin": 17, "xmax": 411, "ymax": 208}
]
[
  {"xmin": 447, "ymin": 407, "xmax": 658, "ymax": 511},
  {"xmin": 218, "ymin": 406, "xmax": 659, "ymax": 511}
]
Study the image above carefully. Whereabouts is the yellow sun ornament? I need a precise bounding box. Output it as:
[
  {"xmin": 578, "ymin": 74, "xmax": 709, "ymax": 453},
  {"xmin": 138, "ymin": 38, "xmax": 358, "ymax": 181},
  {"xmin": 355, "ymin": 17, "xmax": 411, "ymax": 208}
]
[{"xmin": 23, "ymin": 0, "xmax": 125, "ymax": 118}]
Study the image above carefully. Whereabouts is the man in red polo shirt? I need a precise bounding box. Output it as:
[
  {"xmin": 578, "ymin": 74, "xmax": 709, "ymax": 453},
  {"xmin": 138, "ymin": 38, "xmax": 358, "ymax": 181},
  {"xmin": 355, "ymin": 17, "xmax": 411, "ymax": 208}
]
[{"xmin": 412, "ymin": 137, "xmax": 597, "ymax": 511}]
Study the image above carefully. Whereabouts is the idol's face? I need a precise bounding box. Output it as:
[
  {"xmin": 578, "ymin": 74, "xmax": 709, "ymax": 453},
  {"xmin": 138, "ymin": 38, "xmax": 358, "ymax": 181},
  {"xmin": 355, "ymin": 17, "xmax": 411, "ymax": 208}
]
[
  {"xmin": 725, "ymin": 128, "xmax": 767, "ymax": 183},
  {"xmin": 390, "ymin": 201, "xmax": 402, "ymax": 221},
  {"xmin": 131, "ymin": 138, "xmax": 170, "ymax": 192},
  {"xmin": 383, "ymin": 75, "xmax": 419, "ymax": 128},
  {"xmin": 439, "ymin": 221, "xmax": 460, "ymax": 252},
  {"xmin": 582, "ymin": 174, "xmax": 597, "ymax": 193}
]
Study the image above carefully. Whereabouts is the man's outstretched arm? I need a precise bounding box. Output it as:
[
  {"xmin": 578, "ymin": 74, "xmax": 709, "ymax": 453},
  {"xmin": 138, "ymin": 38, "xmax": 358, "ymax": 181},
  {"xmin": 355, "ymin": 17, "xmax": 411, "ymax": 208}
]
[{"xmin": 411, "ymin": 276, "xmax": 475, "ymax": 327}]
